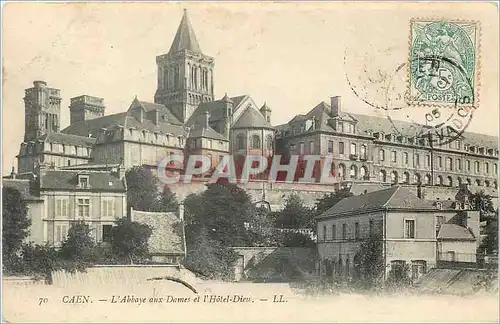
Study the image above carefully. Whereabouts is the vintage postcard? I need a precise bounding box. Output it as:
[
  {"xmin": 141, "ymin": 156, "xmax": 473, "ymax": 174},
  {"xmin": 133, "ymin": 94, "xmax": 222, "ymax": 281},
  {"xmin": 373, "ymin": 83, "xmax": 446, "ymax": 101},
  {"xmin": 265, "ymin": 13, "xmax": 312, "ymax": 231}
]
[{"xmin": 1, "ymin": 1, "xmax": 499, "ymax": 323}]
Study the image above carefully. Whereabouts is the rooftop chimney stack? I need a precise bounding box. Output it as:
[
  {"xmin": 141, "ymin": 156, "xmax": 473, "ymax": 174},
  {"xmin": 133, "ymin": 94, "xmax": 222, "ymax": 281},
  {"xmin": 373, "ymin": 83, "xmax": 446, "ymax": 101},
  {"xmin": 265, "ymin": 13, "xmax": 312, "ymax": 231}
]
[
  {"xmin": 204, "ymin": 110, "xmax": 210, "ymax": 128},
  {"xmin": 331, "ymin": 96, "xmax": 341, "ymax": 117}
]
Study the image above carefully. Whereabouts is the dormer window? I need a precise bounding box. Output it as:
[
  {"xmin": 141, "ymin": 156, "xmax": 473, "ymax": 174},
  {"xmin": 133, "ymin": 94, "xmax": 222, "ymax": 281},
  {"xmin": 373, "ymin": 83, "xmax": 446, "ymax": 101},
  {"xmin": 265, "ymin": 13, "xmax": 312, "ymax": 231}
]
[
  {"xmin": 78, "ymin": 175, "xmax": 90, "ymax": 188},
  {"xmin": 347, "ymin": 124, "xmax": 354, "ymax": 133}
]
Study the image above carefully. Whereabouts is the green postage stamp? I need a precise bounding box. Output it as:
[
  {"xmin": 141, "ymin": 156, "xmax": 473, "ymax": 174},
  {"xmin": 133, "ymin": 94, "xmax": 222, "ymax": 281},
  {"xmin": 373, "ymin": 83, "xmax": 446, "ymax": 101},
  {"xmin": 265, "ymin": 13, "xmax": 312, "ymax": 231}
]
[{"xmin": 408, "ymin": 19, "xmax": 480, "ymax": 107}]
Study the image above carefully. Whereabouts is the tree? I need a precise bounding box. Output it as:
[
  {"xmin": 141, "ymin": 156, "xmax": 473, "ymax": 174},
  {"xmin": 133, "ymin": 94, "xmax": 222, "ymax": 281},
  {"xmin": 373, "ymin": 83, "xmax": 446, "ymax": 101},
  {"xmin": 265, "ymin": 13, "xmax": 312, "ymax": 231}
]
[
  {"xmin": 158, "ymin": 184, "xmax": 179, "ymax": 211},
  {"xmin": 125, "ymin": 166, "xmax": 161, "ymax": 212},
  {"xmin": 59, "ymin": 222, "xmax": 96, "ymax": 263},
  {"xmin": 184, "ymin": 227, "xmax": 239, "ymax": 281},
  {"xmin": 354, "ymin": 234, "xmax": 385, "ymax": 289},
  {"xmin": 279, "ymin": 232, "xmax": 316, "ymax": 248},
  {"xmin": 2, "ymin": 187, "xmax": 31, "ymax": 269},
  {"xmin": 273, "ymin": 194, "xmax": 314, "ymax": 229},
  {"xmin": 315, "ymin": 188, "xmax": 354, "ymax": 216},
  {"xmin": 184, "ymin": 183, "xmax": 256, "ymax": 246},
  {"xmin": 479, "ymin": 219, "xmax": 498, "ymax": 255},
  {"xmin": 471, "ymin": 190, "xmax": 496, "ymax": 221},
  {"xmin": 109, "ymin": 218, "xmax": 153, "ymax": 263}
]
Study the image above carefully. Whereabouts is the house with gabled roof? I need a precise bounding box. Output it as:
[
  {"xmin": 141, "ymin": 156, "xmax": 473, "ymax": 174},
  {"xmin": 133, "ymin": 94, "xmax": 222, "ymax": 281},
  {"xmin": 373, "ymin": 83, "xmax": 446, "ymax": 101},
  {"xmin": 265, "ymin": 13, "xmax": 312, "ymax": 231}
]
[{"xmin": 315, "ymin": 185, "xmax": 480, "ymax": 281}]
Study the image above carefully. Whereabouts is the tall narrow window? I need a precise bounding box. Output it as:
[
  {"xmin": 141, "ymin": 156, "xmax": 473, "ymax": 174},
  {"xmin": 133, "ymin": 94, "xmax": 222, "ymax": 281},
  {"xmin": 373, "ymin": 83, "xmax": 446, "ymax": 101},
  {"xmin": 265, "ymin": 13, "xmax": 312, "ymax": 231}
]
[
  {"xmin": 369, "ymin": 219, "xmax": 374, "ymax": 236},
  {"xmin": 328, "ymin": 140, "xmax": 334, "ymax": 153},
  {"xmin": 437, "ymin": 156, "xmax": 443, "ymax": 168},
  {"xmin": 379, "ymin": 149, "xmax": 385, "ymax": 161},
  {"xmin": 339, "ymin": 142, "xmax": 345, "ymax": 154},
  {"xmin": 236, "ymin": 134, "xmax": 244, "ymax": 150},
  {"xmin": 405, "ymin": 220, "xmax": 415, "ymax": 239},
  {"xmin": 415, "ymin": 154, "xmax": 420, "ymax": 166},
  {"xmin": 391, "ymin": 151, "xmax": 397, "ymax": 163},
  {"xmin": 350, "ymin": 143, "xmax": 357, "ymax": 155},
  {"xmin": 475, "ymin": 161, "xmax": 480, "ymax": 173},
  {"xmin": 342, "ymin": 224, "xmax": 347, "ymax": 240},
  {"xmin": 485, "ymin": 162, "xmax": 489, "ymax": 174},
  {"xmin": 403, "ymin": 152, "xmax": 409, "ymax": 164},
  {"xmin": 299, "ymin": 142, "xmax": 305, "ymax": 155},
  {"xmin": 309, "ymin": 141, "xmax": 314, "ymax": 154},
  {"xmin": 77, "ymin": 199, "xmax": 90, "ymax": 218},
  {"xmin": 426, "ymin": 155, "xmax": 430, "ymax": 167},
  {"xmin": 457, "ymin": 159, "xmax": 462, "ymax": 171},
  {"xmin": 332, "ymin": 225, "xmax": 336, "ymax": 240},
  {"xmin": 467, "ymin": 160, "xmax": 471, "ymax": 171},
  {"xmin": 354, "ymin": 222, "xmax": 360, "ymax": 239},
  {"xmin": 323, "ymin": 225, "xmax": 327, "ymax": 241},
  {"xmin": 446, "ymin": 157, "xmax": 453, "ymax": 171},
  {"xmin": 360, "ymin": 145, "xmax": 367, "ymax": 159},
  {"xmin": 251, "ymin": 135, "xmax": 261, "ymax": 149}
]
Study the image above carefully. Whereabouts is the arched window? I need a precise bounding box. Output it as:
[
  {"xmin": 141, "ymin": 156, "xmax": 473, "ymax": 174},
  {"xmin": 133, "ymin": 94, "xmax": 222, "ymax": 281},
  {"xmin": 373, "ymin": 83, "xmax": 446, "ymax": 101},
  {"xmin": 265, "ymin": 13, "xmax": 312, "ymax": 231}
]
[
  {"xmin": 403, "ymin": 172, "xmax": 410, "ymax": 184},
  {"xmin": 379, "ymin": 149, "xmax": 385, "ymax": 161},
  {"xmin": 251, "ymin": 135, "xmax": 261, "ymax": 149},
  {"xmin": 236, "ymin": 134, "xmax": 245, "ymax": 150},
  {"xmin": 338, "ymin": 164, "xmax": 346, "ymax": 180},
  {"xmin": 266, "ymin": 135, "xmax": 273, "ymax": 150},
  {"xmin": 466, "ymin": 178, "xmax": 472, "ymax": 185},
  {"xmin": 379, "ymin": 170, "xmax": 387, "ymax": 182},
  {"xmin": 425, "ymin": 174, "xmax": 431, "ymax": 185},
  {"xmin": 437, "ymin": 175, "xmax": 443, "ymax": 185},
  {"xmin": 403, "ymin": 152, "xmax": 409, "ymax": 165},
  {"xmin": 457, "ymin": 177, "xmax": 462, "ymax": 186},
  {"xmin": 475, "ymin": 179, "xmax": 481, "ymax": 186},
  {"xmin": 485, "ymin": 180, "xmax": 490, "ymax": 187},
  {"xmin": 414, "ymin": 173, "xmax": 421, "ymax": 184},
  {"xmin": 360, "ymin": 166, "xmax": 368, "ymax": 179},
  {"xmin": 447, "ymin": 176, "xmax": 453, "ymax": 187},
  {"xmin": 391, "ymin": 171, "xmax": 398, "ymax": 184},
  {"xmin": 350, "ymin": 165, "xmax": 358, "ymax": 179}
]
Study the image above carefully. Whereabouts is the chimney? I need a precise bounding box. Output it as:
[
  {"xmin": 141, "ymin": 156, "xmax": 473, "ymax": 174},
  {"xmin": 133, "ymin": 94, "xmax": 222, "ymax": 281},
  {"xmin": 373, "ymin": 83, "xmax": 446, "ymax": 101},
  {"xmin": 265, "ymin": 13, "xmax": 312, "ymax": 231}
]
[
  {"xmin": 204, "ymin": 110, "xmax": 210, "ymax": 128},
  {"xmin": 178, "ymin": 203, "xmax": 185, "ymax": 221},
  {"xmin": 331, "ymin": 96, "xmax": 341, "ymax": 117}
]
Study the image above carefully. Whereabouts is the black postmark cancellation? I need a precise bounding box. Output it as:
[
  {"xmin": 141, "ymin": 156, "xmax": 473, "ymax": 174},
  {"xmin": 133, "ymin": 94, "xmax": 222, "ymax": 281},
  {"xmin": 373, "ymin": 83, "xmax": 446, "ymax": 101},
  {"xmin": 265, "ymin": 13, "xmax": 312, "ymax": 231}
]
[{"xmin": 344, "ymin": 41, "xmax": 475, "ymax": 147}]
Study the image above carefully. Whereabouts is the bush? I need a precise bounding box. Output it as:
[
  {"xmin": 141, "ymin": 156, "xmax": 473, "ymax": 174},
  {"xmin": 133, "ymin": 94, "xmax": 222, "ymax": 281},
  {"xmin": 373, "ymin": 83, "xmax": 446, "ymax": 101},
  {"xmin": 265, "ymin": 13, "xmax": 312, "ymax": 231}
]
[{"xmin": 185, "ymin": 227, "xmax": 239, "ymax": 281}]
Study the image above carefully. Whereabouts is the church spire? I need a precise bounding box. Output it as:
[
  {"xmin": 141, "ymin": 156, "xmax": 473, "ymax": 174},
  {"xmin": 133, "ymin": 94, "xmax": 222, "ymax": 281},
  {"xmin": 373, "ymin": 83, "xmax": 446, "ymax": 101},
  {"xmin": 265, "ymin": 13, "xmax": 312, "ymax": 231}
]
[{"xmin": 169, "ymin": 9, "xmax": 202, "ymax": 54}]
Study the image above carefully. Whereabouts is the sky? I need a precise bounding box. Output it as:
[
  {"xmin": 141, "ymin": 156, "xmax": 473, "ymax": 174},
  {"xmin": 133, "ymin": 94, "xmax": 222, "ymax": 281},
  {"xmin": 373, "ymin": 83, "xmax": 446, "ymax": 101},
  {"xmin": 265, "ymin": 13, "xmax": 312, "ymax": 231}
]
[{"xmin": 2, "ymin": 2, "xmax": 499, "ymax": 175}]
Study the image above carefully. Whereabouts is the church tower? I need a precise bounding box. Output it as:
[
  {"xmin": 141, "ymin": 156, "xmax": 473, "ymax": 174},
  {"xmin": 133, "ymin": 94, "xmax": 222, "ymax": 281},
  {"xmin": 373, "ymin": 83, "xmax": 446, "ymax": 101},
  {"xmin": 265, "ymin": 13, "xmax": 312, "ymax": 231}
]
[
  {"xmin": 23, "ymin": 80, "xmax": 62, "ymax": 142},
  {"xmin": 154, "ymin": 9, "xmax": 215, "ymax": 124}
]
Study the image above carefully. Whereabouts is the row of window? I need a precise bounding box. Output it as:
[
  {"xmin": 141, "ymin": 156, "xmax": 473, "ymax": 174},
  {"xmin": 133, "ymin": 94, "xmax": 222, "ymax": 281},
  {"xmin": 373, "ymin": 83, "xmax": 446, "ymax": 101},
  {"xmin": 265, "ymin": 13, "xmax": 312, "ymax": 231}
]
[
  {"xmin": 54, "ymin": 198, "xmax": 115, "ymax": 218},
  {"xmin": 235, "ymin": 134, "xmax": 273, "ymax": 150},
  {"xmin": 372, "ymin": 133, "xmax": 498, "ymax": 157},
  {"xmin": 378, "ymin": 149, "xmax": 498, "ymax": 174},
  {"xmin": 53, "ymin": 222, "xmax": 113, "ymax": 245},
  {"xmin": 320, "ymin": 219, "xmax": 416, "ymax": 242},
  {"xmin": 321, "ymin": 220, "xmax": 376, "ymax": 241},
  {"xmin": 377, "ymin": 169, "xmax": 498, "ymax": 188}
]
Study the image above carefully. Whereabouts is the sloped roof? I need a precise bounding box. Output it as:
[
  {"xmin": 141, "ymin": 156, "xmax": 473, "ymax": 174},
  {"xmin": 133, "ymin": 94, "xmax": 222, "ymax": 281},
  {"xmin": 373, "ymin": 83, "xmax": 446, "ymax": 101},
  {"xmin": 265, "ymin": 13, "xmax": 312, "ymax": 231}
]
[
  {"xmin": 131, "ymin": 210, "xmax": 186, "ymax": 255},
  {"xmin": 61, "ymin": 112, "xmax": 128, "ymax": 137},
  {"xmin": 437, "ymin": 224, "xmax": 476, "ymax": 241},
  {"xmin": 317, "ymin": 186, "xmax": 437, "ymax": 219},
  {"xmin": 168, "ymin": 9, "xmax": 202, "ymax": 54},
  {"xmin": 40, "ymin": 170, "xmax": 125, "ymax": 191},
  {"xmin": 188, "ymin": 124, "xmax": 227, "ymax": 141},
  {"xmin": 62, "ymin": 100, "xmax": 185, "ymax": 138},
  {"xmin": 3, "ymin": 179, "xmax": 41, "ymax": 201},
  {"xmin": 283, "ymin": 101, "xmax": 498, "ymax": 147},
  {"xmin": 233, "ymin": 106, "xmax": 274, "ymax": 129},
  {"xmin": 37, "ymin": 132, "xmax": 96, "ymax": 147},
  {"xmin": 187, "ymin": 95, "xmax": 248, "ymax": 125}
]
